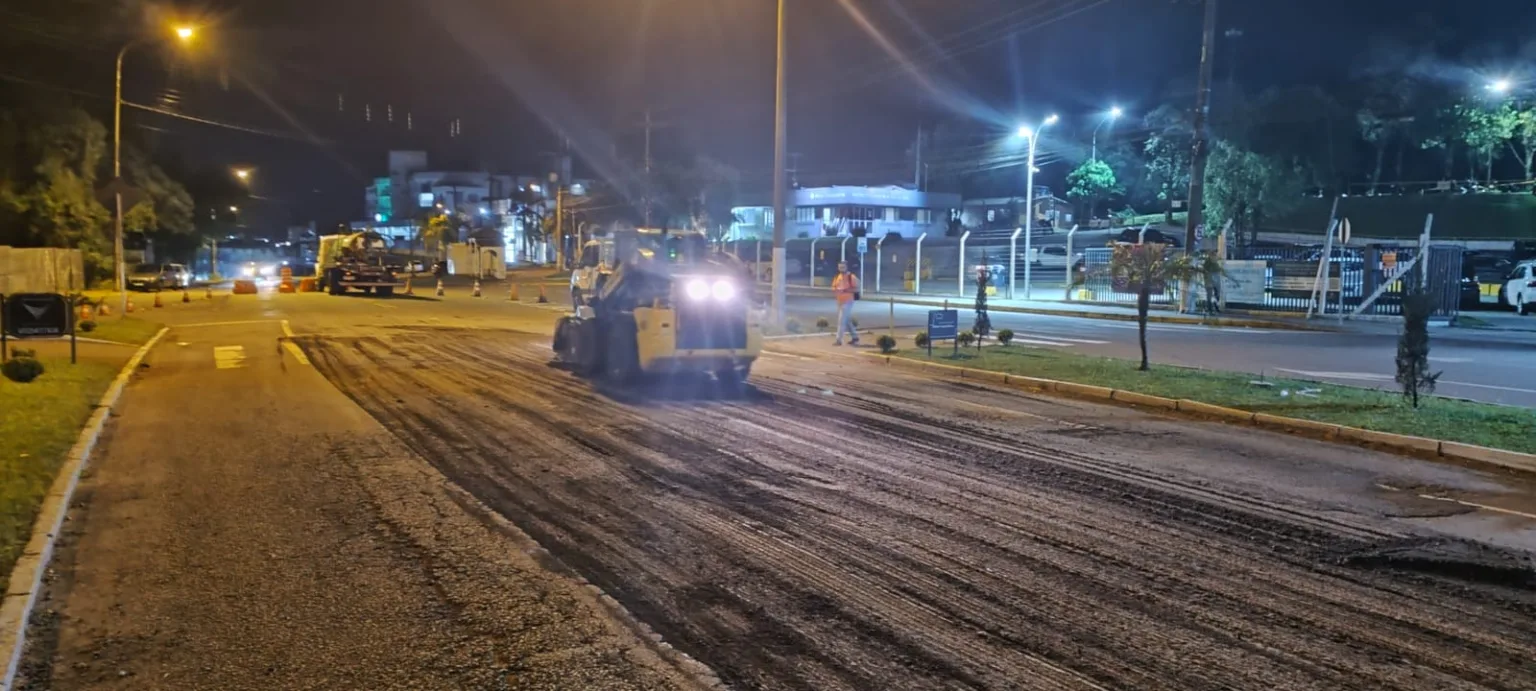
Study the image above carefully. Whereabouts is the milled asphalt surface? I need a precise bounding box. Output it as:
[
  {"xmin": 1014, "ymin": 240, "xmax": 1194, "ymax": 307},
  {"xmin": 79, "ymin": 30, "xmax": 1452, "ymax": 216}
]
[
  {"xmin": 17, "ymin": 309, "xmax": 702, "ymax": 690},
  {"xmin": 17, "ymin": 286, "xmax": 1536, "ymax": 689}
]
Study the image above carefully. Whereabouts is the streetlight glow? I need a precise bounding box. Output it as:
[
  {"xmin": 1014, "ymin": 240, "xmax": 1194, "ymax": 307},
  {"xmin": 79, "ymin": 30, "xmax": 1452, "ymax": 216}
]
[
  {"xmin": 1044, "ymin": 114, "xmax": 1059, "ymax": 126},
  {"xmin": 229, "ymin": 205, "xmax": 238, "ymax": 213},
  {"xmin": 175, "ymin": 26, "xmax": 195, "ymax": 41},
  {"xmin": 1109, "ymin": 106, "xmax": 1124, "ymax": 119},
  {"xmin": 1489, "ymin": 78, "xmax": 1513, "ymax": 94},
  {"xmin": 1016, "ymin": 125, "xmax": 1033, "ymax": 139},
  {"xmin": 234, "ymin": 168, "xmax": 251, "ymax": 181}
]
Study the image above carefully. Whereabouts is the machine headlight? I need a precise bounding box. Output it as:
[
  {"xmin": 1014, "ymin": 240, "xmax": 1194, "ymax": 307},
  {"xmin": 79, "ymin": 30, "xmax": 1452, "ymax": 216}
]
[
  {"xmin": 240, "ymin": 265, "xmax": 257, "ymax": 277},
  {"xmin": 685, "ymin": 278, "xmax": 711, "ymax": 301},
  {"xmin": 711, "ymin": 280, "xmax": 736, "ymax": 301}
]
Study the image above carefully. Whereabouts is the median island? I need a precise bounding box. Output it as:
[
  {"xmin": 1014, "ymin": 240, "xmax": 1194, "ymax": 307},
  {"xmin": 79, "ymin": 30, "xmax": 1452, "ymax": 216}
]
[{"xmin": 894, "ymin": 345, "xmax": 1536, "ymax": 456}]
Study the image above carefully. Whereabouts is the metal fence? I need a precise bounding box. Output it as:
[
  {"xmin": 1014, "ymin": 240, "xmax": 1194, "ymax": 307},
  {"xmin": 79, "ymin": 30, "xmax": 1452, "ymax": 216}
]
[{"xmin": 1075, "ymin": 243, "xmax": 1465, "ymax": 318}]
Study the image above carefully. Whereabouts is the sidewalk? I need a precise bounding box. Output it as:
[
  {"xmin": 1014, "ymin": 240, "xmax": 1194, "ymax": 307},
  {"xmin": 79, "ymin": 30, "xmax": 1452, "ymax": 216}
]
[
  {"xmin": 15, "ymin": 321, "xmax": 694, "ymax": 690},
  {"xmin": 781, "ymin": 284, "xmax": 1331, "ymax": 331}
]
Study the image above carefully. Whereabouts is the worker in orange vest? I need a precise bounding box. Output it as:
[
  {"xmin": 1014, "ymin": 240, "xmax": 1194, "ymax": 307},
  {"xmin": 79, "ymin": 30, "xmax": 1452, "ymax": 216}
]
[{"xmin": 832, "ymin": 260, "xmax": 860, "ymax": 346}]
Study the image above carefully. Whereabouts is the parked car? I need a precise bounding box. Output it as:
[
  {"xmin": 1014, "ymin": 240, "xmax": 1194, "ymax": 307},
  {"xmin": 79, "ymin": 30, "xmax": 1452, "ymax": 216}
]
[
  {"xmin": 1501, "ymin": 260, "xmax": 1536, "ymax": 315},
  {"xmin": 127, "ymin": 263, "xmax": 189, "ymax": 291},
  {"xmin": 1030, "ymin": 245, "xmax": 1081, "ymax": 269}
]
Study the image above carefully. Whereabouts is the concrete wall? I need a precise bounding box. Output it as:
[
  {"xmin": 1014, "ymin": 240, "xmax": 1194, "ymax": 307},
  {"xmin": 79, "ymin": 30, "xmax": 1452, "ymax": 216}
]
[{"xmin": 0, "ymin": 246, "xmax": 86, "ymax": 294}]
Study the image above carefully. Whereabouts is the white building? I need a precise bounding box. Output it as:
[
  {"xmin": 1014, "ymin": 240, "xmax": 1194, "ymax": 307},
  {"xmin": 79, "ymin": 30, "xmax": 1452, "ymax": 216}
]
[{"xmin": 729, "ymin": 185, "xmax": 961, "ymax": 241}]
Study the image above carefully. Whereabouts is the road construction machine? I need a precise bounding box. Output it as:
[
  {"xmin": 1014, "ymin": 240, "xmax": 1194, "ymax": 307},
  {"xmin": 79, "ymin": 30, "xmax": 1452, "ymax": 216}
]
[
  {"xmin": 316, "ymin": 231, "xmax": 407, "ymax": 296},
  {"xmin": 554, "ymin": 228, "xmax": 761, "ymax": 384}
]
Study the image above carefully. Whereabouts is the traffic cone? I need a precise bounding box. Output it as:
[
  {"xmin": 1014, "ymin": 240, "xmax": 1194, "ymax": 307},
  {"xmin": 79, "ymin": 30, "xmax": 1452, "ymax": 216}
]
[
  {"xmin": 98, "ymin": 302, "xmax": 111, "ymax": 317},
  {"xmin": 78, "ymin": 304, "xmax": 92, "ymax": 322},
  {"xmin": 125, "ymin": 298, "xmax": 135, "ymax": 313},
  {"xmin": 403, "ymin": 274, "xmax": 414, "ymax": 296},
  {"xmin": 181, "ymin": 290, "xmax": 190, "ymax": 303},
  {"xmin": 435, "ymin": 279, "xmax": 445, "ymax": 297},
  {"xmin": 472, "ymin": 279, "xmax": 482, "ymax": 298},
  {"xmin": 537, "ymin": 285, "xmax": 549, "ymax": 304},
  {"xmin": 153, "ymin": 292, "xmax": 163, "ymax": 308},
  {"xmin": 205, "ymin": 286, "xmax": 213, "ymax": 300},
  {"xmin": 510, "ymin": 283, "xmax": 519, "ymax": 301}
]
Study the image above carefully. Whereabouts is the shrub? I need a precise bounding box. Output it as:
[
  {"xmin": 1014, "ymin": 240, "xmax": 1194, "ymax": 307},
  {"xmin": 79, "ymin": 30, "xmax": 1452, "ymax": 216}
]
[
  {"xmin": 815, "ymin": 317, "xmax": 830, "ymax": 331},
  {"xmin": 996, "ymin": 328, "xmax": 1014, "ymax": 345},
  {"xmin": 914, "ymin": 331, "xmax": 929, "ymax": 348},
  {"xmin": 957, "ymin": 331, "xmax": 976, "ymax": 347},
  {"xmin": 78, "ymin": 320, "xmax": 97, "ymax": 333},
  {"xmin": 876, "ymin": 334, "xmax": 897, "ymax": 354},
  {"xmin": 2, "ymin": 357, "xmax": 45, "ymax": 383},
  {"xmin": 784, "ymin": 317, "xmax": 803, "ymax": 334}
]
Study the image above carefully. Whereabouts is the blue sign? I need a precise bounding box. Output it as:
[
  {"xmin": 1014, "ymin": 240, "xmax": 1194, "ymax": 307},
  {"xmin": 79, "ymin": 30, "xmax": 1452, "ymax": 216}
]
[
  {"xmin": 856, "ymin": 237, "xmax": 869, "ymax": 255},
  {"xmin": 927, "ymin": 309, "xmax": 958, "ymax": 341}
]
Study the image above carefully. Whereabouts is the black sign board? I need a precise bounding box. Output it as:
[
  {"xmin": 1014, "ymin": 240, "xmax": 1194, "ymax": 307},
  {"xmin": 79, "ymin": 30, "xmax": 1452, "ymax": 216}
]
[{"xmin": 3, "ymin": 293, "xmax": 70, "ymax": 338}]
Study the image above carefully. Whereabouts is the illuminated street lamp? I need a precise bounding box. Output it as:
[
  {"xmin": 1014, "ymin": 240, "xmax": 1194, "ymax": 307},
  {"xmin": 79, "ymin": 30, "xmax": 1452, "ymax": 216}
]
[
  {"xmin": 233, "ymin": 168, "xmax": 251, "ymax": 182},
  {"xmin": 1016, "ymin": 114, "xmax": 1058, "ymax": 300},
  {"xmin": 1488, "ymin": 78, "xmax": 1513, "ymax": 95},
  {"xmin": 1092, "ymin": 106, "xmax": 1123, "ymax": 161},
  {"xmin": 113, "ymin": 23, "xmax": 196, "ymax": 314}
]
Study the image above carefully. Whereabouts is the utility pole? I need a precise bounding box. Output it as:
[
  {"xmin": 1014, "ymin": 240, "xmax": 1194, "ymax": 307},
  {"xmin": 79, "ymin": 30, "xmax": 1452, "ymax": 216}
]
[
  {"xmin": 770, "ymin": 0, "xmax": 788, "ymax": 324},
  {"xmin": 1183, "ymin": 0, "xmax": 1218, "ymax": 257},
  {"xmin": 787, "ymin": 152, "xmax": 802, "ymax": 188},
  {"xmin": 643, "ymin": 108, "xmax": 653, "ymax": 227},
  {"xmin": 555, "ymin": 185, "xmax": 565, "ymax": 269},
  {"xmin": 913, "ymin": 126, "xmax": 923, "ymax": 189}
]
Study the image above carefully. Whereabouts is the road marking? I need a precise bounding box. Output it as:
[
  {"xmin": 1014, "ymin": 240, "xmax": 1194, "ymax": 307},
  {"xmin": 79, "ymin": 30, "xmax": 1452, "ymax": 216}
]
[
  {"xmin": 370, "ymin": 300, "xmax": 398, "ymax": 309},
  {"xmin": 1277, "ymin": 369, "xmax": 1536, "ymax": 396},
  {"xmin": 1016, "ymin": 335, "xmax": 1110, "ymax": 345},
  {"xmin": 1274, "ymin": 368, "xmax": 1391, "ymax": 382},
  {"xmin": 213, "ymin": 345, "xmax": 247, "ymax": 369},
  {"xmin": 1430, "ymin": 356, "xmax": 1472, "ymax": 363},
  {"xmin": 282, "ymin": 342, "xmax": 311, "ymax": 366},
  {"xmin": 1101, "ymin": 322, "xmax": 1271, "ymax": 334},
  {"xmin": 1378, "ymin": 483, "xmax": 1536, "ymax": 521},
  {"xmin": 178, "ymin": 319, "xmax": 282, "ymax": 328},
  {"xmin": 280, "ymin": 320, "xmax": 296, "ymax": 338}
]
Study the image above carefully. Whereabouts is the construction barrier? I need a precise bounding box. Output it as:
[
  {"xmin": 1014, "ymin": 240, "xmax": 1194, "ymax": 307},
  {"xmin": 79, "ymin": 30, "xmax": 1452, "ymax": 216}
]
[
  {"xmin": 277, "ymin": 281, "xmax": 296, "ymax": 293},
  {"xmin": 232, "ymin": 279, "xmax": 260, "ymax": 295},
  {"xmin": 472, "ymin": 279, "xmax": 482, "ymax": 298},
  {"xmin": 278, "ymin": 265, "xmax": 295, "ymax": 293},
  {"xmin": 153, "ymin": 292, "xmax": 164, "ymax": 308},
  {"xmin": 298, "ymin": 277, "xmax": 318, "ymax": 292},
  {"xmin": 510, "ymin": 283, "xmax": 519, "ymax": 301},
  {"xmin": 436, "ymin": 279, "xmax": 445, "ymax": 296},
  {"xmin": 537, "ymin": 285, "xmax": 548, "ymax": 303},
  {"xmin": 404, "ymin": 274, "xmax": 414, "ymax": 296}
]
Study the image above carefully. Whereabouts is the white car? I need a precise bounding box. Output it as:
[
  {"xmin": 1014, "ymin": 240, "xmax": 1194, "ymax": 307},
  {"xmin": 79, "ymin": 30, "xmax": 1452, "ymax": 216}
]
[{"xmin": 1503, "ymin": 260, "xmax": 1536, "ymax": 315}]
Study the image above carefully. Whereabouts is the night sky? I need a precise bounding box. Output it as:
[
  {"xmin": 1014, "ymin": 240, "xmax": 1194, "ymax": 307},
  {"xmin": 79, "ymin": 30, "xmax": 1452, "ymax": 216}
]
[{"xmin": 7, "ymin": 0, "xmax": 1535, "ymax": 229}]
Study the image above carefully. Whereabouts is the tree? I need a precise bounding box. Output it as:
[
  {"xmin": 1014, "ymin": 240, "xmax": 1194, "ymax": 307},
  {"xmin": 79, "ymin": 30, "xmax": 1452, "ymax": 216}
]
[
  {"xmin": 0, "ymin": 106, "xmax": 113, "ymax": 278},
  {"xmin": 1501, "ymin": 104, "xmax": 1536, "ymax": 181},
  {"xmin": 1452, "ymin": 101, "xmax": 1512, "ymax": 183},
  {"xmin": 1086, "ymin": 243, "xmax": 1213, "ymax": 371},
  {"xmin": 1395, "ymin": 283, "xmax": 1441, "ymax": 408},
  {"xmin": 415, "ymin": 214, "xmax": 452, "ymax": 260},
  {"xmin": 1065, "ymin": 158, "xmax": 1121, "ymax": 221},
  {"xmin": 1202, "ymin": 140, "xmax": 1303, "ymax": 251},
  {"xmin": 1141, "ymin": 105, "xmax": 1191, "ymax": 223}
]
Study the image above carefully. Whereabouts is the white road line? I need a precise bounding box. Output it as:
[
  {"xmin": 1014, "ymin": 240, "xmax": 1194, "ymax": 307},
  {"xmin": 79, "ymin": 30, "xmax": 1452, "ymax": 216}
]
[
  {"xmin": 1010, "ymin": 338, "xmax": 1081, "ymax": 347},
  {"xmin": 1101, "ymin": 322, "xmax": 1272, "ymax": 334},
  {"xmin": 177, "ymin": 319, "xmax": 282, "ymax": 328},
  {"xmin": 1417, "ymin": 494, "xmax": 1536, "ymax": 521},
  {"xmin": 213, "ymin": 345, "xmax": 247, "ymax": 370},
  {"xmin": 1017, "ymin": 335, "xmax": 1110, "ymax": 344},
  {"xmin": 1277, "ymin": 368, "xmax": 1536, "ymax": 396}
]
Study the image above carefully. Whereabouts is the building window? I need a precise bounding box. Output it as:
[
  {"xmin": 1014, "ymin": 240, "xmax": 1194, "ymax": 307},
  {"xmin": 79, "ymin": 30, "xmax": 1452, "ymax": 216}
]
[
  {"xmin": 884, "ymin": 207, "xmax": 898, "ymax": 222},
  {"xmin": 419, "ymin": 182, "xmax": 430, "ymax": 194},
  {"xmin": 796, "ymin": 207, "xmax": 815, "ymax": 222},
  {"xmin": 915, "ymin": 209, "xmax": 931, "ymax": 224}
]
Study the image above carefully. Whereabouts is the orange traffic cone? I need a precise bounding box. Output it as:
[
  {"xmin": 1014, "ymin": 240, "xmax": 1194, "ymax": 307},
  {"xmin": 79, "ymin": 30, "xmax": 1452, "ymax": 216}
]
[
  {"xmin": 403, "ymin": 274, "xmax": 414, "ymax": 296},
  {"xmin": 435, "ymin": 279, "xmax": 445, "ymax": 297},
  {"xmin": 181, "ymin": 290, "xmax": 190, "ymax": 303},
  {"xmin": 78, "ymin": 304, "xmax": 92, "ymax": 322},
  {"xmin": 125, "ymin": 298, "xmax": 135, "ymax": 313},
  {"xmin": 153, "ymin": 292, "xmax": 163, "ymax": 308},
  {"xmin": 98, "ymin": 302, "xmax": 111, "ymax": 317},
  {"xmin": 537, "ymin": 285, "xmax": 549, "ymax": 304},
  {"xmin": 510, "ymin": 283, "xmax": 519, "ymax": 301},
  {"xmin": 472, "ymin": 279, "xmax": 482, "ymax": 298},
  {"xmin": 204, "ymin": 286, "xmax": 213, "ymax": 300}
]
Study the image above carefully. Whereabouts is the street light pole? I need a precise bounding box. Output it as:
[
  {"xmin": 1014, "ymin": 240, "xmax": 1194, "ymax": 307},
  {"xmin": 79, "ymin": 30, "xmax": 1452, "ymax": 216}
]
[
  {"xmin": 113, "ymin": 42, "xmax": 133, "ymax": 316},
  {"xmin": 1090, "ymin": 107, "xmax": 1121, "ymax": 162},
  {"xmin": 1019, "ymin": 115, "xmax": 1056, "ymax": 301},
  {"xmin": 770, "ymin": 0, "xmax": 788, "ymax": 325}
]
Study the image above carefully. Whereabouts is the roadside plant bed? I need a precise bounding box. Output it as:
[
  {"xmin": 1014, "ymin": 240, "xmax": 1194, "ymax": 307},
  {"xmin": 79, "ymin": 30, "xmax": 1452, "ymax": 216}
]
[
  {"xmin": 0, "ymin": 357, "xmax": 121, "ymax": 586},
  {"xmin": 87, "ymin": 317, "xmax": 163, "ymax": 345},
  {"xmin": 896, "ymin": 345, "xmax": 1536, "ymax": 455}
]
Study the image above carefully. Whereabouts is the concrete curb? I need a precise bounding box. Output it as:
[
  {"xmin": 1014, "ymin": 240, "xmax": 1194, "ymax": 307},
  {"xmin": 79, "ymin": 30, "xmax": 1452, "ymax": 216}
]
[
  {"xmin": 783, "ymin": 287, "xmax": 1329, "ymax": 332},
  {"xmin": 862, "ymin": 352, "xmax": 1536, "ymax": 476},
  {"xmin": 0, "ymin": 327, "xmax": 170, "ymax": 690}
]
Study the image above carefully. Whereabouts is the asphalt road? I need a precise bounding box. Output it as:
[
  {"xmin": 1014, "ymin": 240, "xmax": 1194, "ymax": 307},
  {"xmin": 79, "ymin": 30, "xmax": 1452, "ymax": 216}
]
[
  {"xmin": 785, "ymin": 295, "xmax": 1536, "ymax": 407},
  {"xmin": 33, "ymin": 287, "xmax": 1536, "ymax": 689}
]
